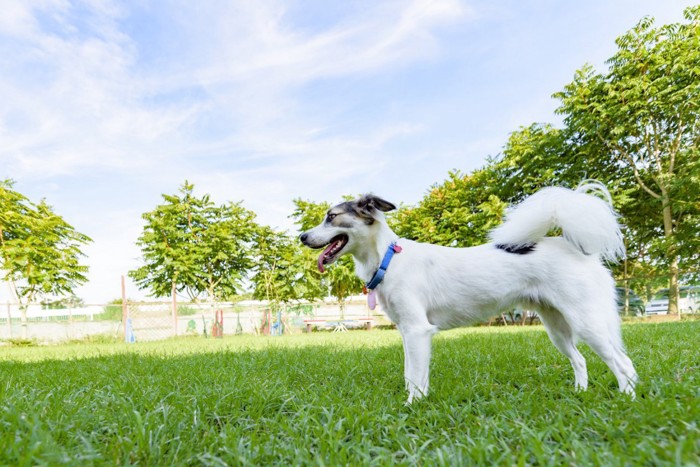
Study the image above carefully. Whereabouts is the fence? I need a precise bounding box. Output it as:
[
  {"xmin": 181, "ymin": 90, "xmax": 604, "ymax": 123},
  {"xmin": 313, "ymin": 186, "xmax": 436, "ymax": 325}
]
[
  {"xmin": 0, "ymin": 297, "xmax": 388, "ymax": 344},
  {"xmin": 3, "ymin": 269, "xmax": 696, "ymax": 343},
  {"xmin": 1, "ymin": 303, "xmax": 121, "ymax": 343}
]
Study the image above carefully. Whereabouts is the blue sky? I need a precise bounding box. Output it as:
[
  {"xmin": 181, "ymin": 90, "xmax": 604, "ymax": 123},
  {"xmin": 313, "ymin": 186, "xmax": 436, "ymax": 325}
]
[{"xmin": 1, "ymin": 0, "xmax": 696, "ymax": 303}]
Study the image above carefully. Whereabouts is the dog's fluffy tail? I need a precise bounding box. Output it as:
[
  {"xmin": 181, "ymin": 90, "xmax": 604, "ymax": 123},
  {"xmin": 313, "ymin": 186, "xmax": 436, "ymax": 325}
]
[{"xmin": 489, "ymin": 181, "xmax": 625, "ymax": 262}]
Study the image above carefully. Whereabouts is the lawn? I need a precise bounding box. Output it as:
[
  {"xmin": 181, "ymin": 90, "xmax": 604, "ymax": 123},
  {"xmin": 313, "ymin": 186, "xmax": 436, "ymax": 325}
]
[{"xmin": 1, "ymin": 321, "xmax": 698, "ymax": 465}]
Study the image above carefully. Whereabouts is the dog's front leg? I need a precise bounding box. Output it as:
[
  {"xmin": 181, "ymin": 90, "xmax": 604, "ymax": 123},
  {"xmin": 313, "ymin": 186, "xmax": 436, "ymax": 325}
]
[{"xmin": 399, "ymin": 323, "xmax": 437, "ymax": 404}]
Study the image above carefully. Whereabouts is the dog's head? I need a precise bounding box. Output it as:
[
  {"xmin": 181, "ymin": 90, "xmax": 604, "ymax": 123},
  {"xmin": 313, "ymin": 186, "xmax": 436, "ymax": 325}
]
[{"xmin": 300, "ymin": 194, "xmax": 396, "ymax": 272}]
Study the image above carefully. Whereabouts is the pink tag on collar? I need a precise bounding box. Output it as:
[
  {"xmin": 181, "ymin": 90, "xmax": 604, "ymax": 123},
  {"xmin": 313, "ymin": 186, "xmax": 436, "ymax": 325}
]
[{"xmin": 368, "ymin": 289, "xmax": 377, "ymax": 310}]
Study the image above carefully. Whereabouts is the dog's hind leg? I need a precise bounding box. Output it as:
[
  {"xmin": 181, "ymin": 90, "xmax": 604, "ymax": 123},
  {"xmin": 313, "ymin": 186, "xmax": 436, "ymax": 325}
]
[
  {"xmin": 575, "ymin": 314, "xmax": 638, "ymax": 397},
  {"xmin": 537, "ymin": 308, "xmax": 588, "ymax": 391},
  {"xmin": 596, "ymin": 343, "xmax": 637, "ymax": 397},
  {"xmin": 546, "ymin": 294, "xmax": 638, "ymax": 397},
  {"xmin": 398, "ymin": 321, "xmax": 438, "ymax": 404}
]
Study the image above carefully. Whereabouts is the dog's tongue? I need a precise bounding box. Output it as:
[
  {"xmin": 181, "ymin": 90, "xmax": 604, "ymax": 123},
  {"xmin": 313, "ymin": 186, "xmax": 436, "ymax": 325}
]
[{"xmin": 317, "ymin": 240, "xmax": 340, "ymax": 273}]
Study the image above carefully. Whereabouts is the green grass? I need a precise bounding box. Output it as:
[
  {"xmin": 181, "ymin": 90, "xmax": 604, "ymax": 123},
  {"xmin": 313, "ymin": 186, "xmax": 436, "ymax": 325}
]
[{"xmin": 1, "ymin": 322, "xmax": 698, "ymax": 465}]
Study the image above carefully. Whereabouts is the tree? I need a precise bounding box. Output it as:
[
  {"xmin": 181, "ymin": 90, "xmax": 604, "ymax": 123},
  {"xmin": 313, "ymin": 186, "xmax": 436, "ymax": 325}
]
[
  {"xmin": 249, "ymin": 225, "xmax": 325, "ymax": 307},
  {"xmin": 197, "ymin": 201, "xmax": 258, "ymax": 301},
  {"xmin": 129, "ymin": 181, "xmax": 258, "ymax": 302},
  {"xmin": 554, "ymin": 6, "xmax": 700, "ymax": 314},
  {"xmin": 486, "ymin": 123, "xmax": 613, "ymax": 202},
  {"xmin": 390, "ymin": 169, "xmax": 507, "ymax": 248},
  {"xmin": 291, "ymin": 198, "xmax": 364, "ymax": 311},
  {"xmin": 0, "ymin": 179, "xmax": 91, "ymax": 336}
]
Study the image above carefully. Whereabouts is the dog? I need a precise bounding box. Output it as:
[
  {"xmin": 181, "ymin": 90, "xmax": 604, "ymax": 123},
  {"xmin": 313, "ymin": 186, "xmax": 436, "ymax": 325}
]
[{"xmin": 300, "ymin": 182, "xmax": 638, "ymax": 403}]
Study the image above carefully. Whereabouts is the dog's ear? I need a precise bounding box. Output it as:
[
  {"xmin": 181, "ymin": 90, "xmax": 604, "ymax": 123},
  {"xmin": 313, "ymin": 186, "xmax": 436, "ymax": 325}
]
[{"xmin": 357, "ymin": 195, "xmax": 396, "ymax": 213}]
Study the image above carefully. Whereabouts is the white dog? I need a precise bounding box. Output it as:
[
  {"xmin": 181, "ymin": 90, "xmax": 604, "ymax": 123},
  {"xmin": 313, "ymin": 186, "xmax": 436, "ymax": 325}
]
[{"xmin": 300, "ymin": 182, "xmax": 637, "ymax": 403}]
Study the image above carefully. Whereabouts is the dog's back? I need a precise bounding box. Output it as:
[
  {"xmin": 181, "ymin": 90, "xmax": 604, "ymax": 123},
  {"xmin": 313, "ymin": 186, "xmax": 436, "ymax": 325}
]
[{"xmin": 382, "ymin": 237, "xmax": 612, "ymax": 329}]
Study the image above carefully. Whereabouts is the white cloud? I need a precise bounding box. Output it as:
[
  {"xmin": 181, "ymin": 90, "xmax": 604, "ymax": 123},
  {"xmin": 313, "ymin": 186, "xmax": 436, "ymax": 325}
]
[
  {"xmin": 1, "ymin": 1, "xmax": 191, "ymax": 175},
  {"xmin": 1, "ymin": 0, "xmax": 467, "ymax": 182}
]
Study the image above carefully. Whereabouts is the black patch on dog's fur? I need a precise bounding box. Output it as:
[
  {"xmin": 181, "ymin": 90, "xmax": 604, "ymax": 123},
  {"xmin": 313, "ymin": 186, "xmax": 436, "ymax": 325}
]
[
  {"xmin": 333, "ymin": 202, "xmax": 375, "ymax": 225},
  {"xmin": 334, "ymin": 195, "xmax": 397, "ymax": 226},
  {"xmin": 495, "ymin": 243, "xmax": 537, "ymax": 255}
]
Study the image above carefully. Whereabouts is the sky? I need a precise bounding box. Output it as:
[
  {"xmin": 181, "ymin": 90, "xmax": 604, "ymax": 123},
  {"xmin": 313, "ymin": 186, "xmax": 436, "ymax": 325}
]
[{"xmin": 1, "ymin": 0, "xmax": 697, "ymax": 303}]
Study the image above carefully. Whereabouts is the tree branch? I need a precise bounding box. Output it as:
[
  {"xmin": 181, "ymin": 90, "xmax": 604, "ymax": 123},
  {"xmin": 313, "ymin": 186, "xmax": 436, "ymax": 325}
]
[
  {"xmin": 601, "ymin": 133, "xmax": 661, "ymax": 199},
  {"xmin": 668, "ymin": 119, "xmax": 686, "ymax": 175}
]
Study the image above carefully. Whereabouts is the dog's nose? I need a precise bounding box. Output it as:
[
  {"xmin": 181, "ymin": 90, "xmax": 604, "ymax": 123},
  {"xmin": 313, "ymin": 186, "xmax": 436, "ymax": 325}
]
[{"xmin": 300, "ymin": 232, "xmax": 309, "ymax": 244}]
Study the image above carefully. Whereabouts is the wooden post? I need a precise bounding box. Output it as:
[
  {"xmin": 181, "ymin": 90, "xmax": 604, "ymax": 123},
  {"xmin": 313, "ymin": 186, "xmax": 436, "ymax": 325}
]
[{"xmin": 121, "ymin": 275, "xmax": 128, "ymax": 341}]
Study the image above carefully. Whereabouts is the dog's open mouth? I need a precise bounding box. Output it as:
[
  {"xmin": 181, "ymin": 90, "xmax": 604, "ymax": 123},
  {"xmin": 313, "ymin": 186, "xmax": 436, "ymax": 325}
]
[{"xmin": 317, "ymin": 235, "xmax": 349, "ymax": 273}]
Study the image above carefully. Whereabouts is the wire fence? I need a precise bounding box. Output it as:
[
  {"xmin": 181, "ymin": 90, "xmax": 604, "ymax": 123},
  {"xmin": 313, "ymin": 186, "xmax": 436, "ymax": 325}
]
[
  {"xmin": 1, "ymin": 270, "xmax": 697, "ymax": 343},
  {"xmin": 0, "ymin": 297, "xmax": 388, "ymax": 344}
]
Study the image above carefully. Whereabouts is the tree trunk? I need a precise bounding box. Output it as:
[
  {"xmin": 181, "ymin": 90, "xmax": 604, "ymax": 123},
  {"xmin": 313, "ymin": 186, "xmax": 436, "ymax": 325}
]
[
  {"xmin": 661, "ymin": 193, "xmax": 680, "ymax": 317},
  {"xmin": 668, "ymin": 254, "xmax": 681, "ymax": 318}
]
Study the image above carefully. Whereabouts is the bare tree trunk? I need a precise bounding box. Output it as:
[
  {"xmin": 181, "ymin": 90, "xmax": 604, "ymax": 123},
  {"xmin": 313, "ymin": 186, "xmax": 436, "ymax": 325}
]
[
  {"xmin": 661, "ymin": 194, "xmax": 680, "ymax": 317},
  {"xmin": 668, "ymin": 254, "xmax": 681, "ymax": 318}
]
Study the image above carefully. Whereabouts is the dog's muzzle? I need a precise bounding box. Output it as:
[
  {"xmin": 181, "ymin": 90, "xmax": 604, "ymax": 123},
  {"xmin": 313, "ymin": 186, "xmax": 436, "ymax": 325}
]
[{"xmin": 299, "ymin": 232, "xmax": 349, "ymax": 272}]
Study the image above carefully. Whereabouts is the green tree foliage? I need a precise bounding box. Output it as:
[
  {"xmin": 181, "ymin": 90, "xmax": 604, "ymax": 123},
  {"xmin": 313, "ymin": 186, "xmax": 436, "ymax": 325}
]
[
  {"xmin": 390, "ymin": 170, "xmax": 507, "ymax": 247},
  {"xmin": 291, "ymin": 198, "xmax": 364, "ymax": 310},
  {"xmin": 290, "ymin": 199, "xmax": 330, "ymax": 232},
  {"xmin": 0, "ymin": 179, "xmax": 91, "ymax": 335},
  {"xmin": 487, "ymin": 123, "xmax": 610, "ymax": 201},
  {"xmin": 554, "ymin": 6, "xmax": 700, "ymax": 313},
  {"xmin": 129, "ymin": 181, "xmax": 257, "ymax": 301},
  {"xmin": 250, "ymin": 225, "xmax": 325, "ymax": 308}
]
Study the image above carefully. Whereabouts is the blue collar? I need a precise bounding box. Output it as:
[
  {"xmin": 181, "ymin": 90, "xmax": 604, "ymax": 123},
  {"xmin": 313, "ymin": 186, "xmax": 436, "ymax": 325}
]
[{"xmin": 366, "ymin": 242, "xmax": 401, "ymax": 290}]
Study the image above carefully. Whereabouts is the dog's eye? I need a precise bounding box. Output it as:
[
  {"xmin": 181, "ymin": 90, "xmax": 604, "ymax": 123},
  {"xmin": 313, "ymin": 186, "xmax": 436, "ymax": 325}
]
[{"xmin": 327, "ymin": 213, "xmax": 337, "ymax": 222}]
